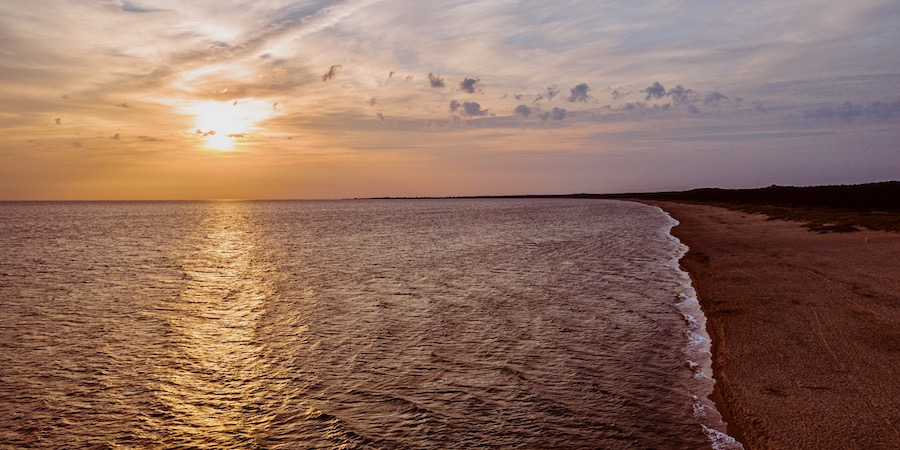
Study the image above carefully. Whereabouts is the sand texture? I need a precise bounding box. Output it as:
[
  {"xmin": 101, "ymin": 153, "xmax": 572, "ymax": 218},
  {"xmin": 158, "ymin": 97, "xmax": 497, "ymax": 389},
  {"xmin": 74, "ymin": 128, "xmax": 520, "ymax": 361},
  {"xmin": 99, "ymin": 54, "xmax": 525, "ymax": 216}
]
[{"xmin": 649, "ymin": 201, "xmax": 900, "ymax": 450}]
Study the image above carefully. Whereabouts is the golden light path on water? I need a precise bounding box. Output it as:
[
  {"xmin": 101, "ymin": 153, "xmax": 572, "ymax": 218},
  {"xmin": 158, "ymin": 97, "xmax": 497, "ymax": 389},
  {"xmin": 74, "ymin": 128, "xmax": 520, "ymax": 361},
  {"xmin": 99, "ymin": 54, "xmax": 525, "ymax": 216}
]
[
  {"xmin": 152, "ymin": 203, "xmax": 275, "ymax": 446},
  {"xmin": 137, "ymin": 202, "xmax": 368, "ymax": 448}
]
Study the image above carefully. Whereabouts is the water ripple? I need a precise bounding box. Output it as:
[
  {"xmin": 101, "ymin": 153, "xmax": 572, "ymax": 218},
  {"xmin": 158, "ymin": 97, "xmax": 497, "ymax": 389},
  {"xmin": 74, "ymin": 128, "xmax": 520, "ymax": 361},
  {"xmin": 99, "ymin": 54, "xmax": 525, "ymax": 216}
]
[{"xmin": 1, "ymin": 199, "xmax": 723, "ymax": 449}]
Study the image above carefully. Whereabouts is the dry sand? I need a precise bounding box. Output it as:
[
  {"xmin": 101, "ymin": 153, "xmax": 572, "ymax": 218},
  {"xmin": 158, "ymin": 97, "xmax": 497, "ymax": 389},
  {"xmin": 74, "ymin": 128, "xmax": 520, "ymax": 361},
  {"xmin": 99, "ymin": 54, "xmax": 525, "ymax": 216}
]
[{"xmin": 647, "ymin": 201, "xmax": 900, "ymax": 450}]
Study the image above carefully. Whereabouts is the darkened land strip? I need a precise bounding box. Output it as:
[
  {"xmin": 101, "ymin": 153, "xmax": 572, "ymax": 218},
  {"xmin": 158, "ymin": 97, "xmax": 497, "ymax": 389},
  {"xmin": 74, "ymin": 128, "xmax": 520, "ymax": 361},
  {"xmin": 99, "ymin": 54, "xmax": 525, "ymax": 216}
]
[
  {"xmin": 368, "ymin": 181, "xmax": 900, "ymax": 232},
  {"xmin": 605, "ymin": 181, "xmax": 900, "ymax": 232}
]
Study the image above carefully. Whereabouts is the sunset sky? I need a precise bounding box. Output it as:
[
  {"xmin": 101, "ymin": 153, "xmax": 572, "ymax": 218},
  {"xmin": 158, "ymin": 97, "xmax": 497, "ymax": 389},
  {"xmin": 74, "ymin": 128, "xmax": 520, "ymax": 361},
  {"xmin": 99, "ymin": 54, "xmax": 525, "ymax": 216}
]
[{"xmin": 2, "ymin": 0, "xmax": 899, "ymax": 200}]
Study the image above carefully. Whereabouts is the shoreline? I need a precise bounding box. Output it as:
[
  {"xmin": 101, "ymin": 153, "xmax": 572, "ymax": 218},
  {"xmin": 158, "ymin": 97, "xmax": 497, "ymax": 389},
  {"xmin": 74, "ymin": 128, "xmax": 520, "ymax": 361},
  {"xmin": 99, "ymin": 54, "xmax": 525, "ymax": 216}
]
[{"xmin": 644, "ymin": 201, "xmax": 900, "ymax": 449}]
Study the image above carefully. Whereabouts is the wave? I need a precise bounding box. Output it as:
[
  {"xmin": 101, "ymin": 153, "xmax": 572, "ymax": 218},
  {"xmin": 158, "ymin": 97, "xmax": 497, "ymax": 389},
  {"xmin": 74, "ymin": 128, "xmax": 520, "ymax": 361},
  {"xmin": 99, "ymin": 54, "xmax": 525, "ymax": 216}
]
[{"xmin": 659, "ymin": 207, "xmax": 745, "ymax": 450}]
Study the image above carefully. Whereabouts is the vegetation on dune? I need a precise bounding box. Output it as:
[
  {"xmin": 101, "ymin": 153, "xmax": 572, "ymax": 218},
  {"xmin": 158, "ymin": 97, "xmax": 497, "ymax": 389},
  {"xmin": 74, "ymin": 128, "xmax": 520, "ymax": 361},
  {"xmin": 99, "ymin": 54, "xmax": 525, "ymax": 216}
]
[{"xmin": 618, "ymin": 181, "xmax": 900, "ymax": 233}]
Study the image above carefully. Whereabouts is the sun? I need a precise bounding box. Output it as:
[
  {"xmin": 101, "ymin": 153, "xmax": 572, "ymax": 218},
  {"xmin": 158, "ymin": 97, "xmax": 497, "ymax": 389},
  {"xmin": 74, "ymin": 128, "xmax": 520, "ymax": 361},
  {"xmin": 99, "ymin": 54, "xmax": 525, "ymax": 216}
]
[{"xmin": 184, "ymin": 99, "xmax": 273, "ymax": 151}]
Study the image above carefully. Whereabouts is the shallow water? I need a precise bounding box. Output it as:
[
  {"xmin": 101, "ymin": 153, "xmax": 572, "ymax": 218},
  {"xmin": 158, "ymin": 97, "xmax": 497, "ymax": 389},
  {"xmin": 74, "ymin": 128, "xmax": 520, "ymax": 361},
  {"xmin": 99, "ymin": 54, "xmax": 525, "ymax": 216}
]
[{"xmin": 0, "ymin": 199, "xmax": 737, "ymax": 449}]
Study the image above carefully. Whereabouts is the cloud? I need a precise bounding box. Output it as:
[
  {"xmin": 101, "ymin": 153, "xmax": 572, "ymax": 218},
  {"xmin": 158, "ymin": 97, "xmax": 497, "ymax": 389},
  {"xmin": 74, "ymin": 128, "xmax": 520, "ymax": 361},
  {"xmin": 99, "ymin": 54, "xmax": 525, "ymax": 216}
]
[
  {"xmin": 538, "ymin": 107, "xmax": 567, "ymax": 121},
  {"xmin": 640, "ymin": 83, "xmax": 710, "ymax": 105},
  {"xmin": 567, "ymin": 83, "xmax": 590, "ymax": 102},
  {"xmin": 138, "ymin": 136, "xmax": 163, "ymax": 142},
  {"xmin": 461, "ymin": 101, "xmax": 487, "ymax": 116},
  {"xmin": 865, "ymin": 100, "xmax": 900, "ymax": 119},
  {"xmin": 551, "ymin": 107, "xmax": 567, "ymax": 120},
  {"xmin": 459, "ymin": 77, "xmax": 481, "ymax": 94},
  {"xmin": 803, "ymin": 106, "xmax": 834, "ymax": 119},
  {"xmin": 534, "ymin": 85, "xmax": 561, "ymax": 103},
  {"xmin": 687, "ymin": 105, "xmax": 701, "ymax": 114},
  {"xmin": 668, "ymin": 85, "xmax": 695, "ymax": 104},
  {"xmin": 752, "ymin": 100, "xmax": 768, "ymax": 114},
  {"xmin": 545, "ymin": 85, "xmax": 560, "ymax": 100},
  {"xmin": 611, "ymin": 89, "xmax": 631, "ymax": 100},
  {"xmin": 428, "ymin": 72, "xmax": 445, "ymax": 88},
  {"xmin": 703, "ymin": 91, "xmax": 728, "ymax": 106},
  {"xmin": 836, "ymin": 102, "xmax": 862, "ymax": 121},
  {"xmin": 321, "ymin": 64, "xmax": 343, "ymax": 82},
  {"xmin": 3, "ymin": 0, "xmax": 899, "ymax": 200},
  {"xmin": 803, "ymin": 100, "xmax": 900, "ymax": 121},
  {"xmin": 119, "ymin": 1, "xmax": 166, "ymax": 14},
  {"xmin": 538, "ymin": 108, "xmax": 568, "ymax": 122},
  {"xmin": 644, "ymin": 82, "xmax": 666, "ymax": 101},
  {"xmin": 514, "ymin": 104, "xmax": 532, "ymax": 118}
]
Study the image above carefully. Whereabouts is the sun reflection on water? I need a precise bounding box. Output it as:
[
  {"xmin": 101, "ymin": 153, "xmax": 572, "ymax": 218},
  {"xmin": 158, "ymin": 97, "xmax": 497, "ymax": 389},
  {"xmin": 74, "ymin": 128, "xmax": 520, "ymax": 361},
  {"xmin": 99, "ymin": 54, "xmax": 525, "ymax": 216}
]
[{"xmin": 153, "ymin": 202, "xmax": 275, "ymax": 446}]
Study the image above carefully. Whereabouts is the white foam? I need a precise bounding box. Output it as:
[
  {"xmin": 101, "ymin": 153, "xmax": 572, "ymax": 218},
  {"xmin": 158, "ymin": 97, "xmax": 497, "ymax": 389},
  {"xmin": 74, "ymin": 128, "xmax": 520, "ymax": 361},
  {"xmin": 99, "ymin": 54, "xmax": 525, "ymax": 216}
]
[
  {"xmin": 688, "ymin": 360, "xmax": 710, "ymax": 380},
  {"xmin": 687, "ymin": 330, "xmax": 711, "ymax": 347},
  {"xmin": 683, "ymin": 312, "xmax": 701, "ymax": 330},
  {"xmin": 703, "ymin": 424, "xmax": 743, "ymax": 450},
  {"xmin": 655, "ymin": 206, "xmax": 745, "ymax": 450},
  {"xmin": 690, "ymin": 395, "xmax": 744, "ymax": 450}
]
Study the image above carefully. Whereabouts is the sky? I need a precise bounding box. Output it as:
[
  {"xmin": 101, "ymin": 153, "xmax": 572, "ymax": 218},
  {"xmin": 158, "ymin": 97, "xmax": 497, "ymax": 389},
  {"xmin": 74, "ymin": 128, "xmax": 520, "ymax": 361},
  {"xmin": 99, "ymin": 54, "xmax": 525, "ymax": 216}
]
[{"xmin": 1, "ymin": 0, "xmax": 899, "ymax": 200}]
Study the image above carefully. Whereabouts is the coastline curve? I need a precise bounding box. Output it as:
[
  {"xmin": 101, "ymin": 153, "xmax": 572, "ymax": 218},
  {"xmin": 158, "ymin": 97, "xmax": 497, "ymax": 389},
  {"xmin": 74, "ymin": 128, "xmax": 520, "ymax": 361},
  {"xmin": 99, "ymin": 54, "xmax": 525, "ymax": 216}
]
[{"xmin": 654, "ymin": 203, "xmax": 745, "ymax": 450}]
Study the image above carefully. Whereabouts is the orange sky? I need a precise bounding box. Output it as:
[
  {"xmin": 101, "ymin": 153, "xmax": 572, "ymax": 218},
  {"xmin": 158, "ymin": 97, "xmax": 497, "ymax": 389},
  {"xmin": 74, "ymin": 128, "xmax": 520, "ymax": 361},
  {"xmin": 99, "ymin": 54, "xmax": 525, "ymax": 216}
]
[{"xmin": 2, "ymin": 1, "xmax": 899, "ymax": 199}]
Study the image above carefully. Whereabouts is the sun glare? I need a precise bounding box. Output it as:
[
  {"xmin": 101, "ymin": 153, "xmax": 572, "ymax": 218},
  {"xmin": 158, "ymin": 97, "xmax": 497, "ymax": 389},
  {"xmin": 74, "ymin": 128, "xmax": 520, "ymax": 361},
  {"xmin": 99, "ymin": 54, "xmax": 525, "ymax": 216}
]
[{"xmin": 184, "ymin": 100, "xmax": 274, "ymax": 151}]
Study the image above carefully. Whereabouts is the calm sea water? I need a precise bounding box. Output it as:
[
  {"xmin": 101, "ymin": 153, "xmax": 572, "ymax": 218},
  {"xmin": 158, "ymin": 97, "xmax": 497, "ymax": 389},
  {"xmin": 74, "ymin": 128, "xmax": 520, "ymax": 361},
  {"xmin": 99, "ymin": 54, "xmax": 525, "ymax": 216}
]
[{"xmin": 0, "ymin": 199, "xmax": 740, "ymax": 449}]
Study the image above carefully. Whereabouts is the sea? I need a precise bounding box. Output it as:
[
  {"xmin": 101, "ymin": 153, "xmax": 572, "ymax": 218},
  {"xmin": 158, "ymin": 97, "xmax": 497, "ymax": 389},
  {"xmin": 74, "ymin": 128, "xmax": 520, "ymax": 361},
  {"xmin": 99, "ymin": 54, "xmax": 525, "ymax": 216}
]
[{"xmin": 0, "ymin": 198, "xmax": 742, "ymax": 449}]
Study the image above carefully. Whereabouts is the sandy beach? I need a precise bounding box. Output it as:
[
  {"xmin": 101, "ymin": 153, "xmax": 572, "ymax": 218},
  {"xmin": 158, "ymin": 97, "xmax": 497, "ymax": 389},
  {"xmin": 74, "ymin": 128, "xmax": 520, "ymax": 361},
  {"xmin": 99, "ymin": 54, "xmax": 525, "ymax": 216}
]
[{"xmin": 646, "ymin": 201, "xmax": 900, "ymax": 449}]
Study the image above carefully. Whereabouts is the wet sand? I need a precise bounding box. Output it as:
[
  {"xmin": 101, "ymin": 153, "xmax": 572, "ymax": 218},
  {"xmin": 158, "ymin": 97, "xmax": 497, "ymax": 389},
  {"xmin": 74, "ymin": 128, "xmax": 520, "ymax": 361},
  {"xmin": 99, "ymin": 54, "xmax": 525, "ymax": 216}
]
[{"xmin": 647, "ymin": 201, "xmax": 900, "ymax": 450}]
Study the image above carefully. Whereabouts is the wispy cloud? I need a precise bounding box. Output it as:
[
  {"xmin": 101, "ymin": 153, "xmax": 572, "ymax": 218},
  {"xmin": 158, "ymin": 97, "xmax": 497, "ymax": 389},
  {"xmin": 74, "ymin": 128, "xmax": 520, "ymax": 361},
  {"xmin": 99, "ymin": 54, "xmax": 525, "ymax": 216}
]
[
  {"xmin": 321, "ymin": 64, "xmax": 343, "ymax": 82},
  {"xmin": 0, "ymin": 0, "xmax": 898, "ymax": 199},
  {"xmin": 119, "ymin": 1, "xmax": 168, "ymax": 14}
]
